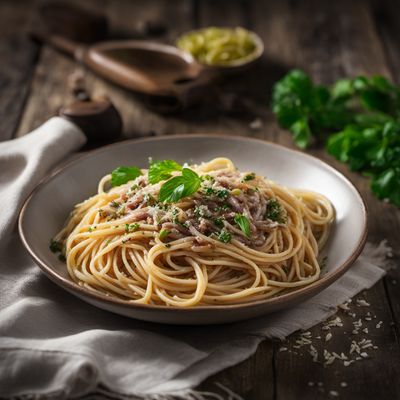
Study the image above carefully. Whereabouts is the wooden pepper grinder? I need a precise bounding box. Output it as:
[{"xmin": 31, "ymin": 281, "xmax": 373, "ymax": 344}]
[{"xmin": 59, "ymin": 71, "xmax": 123, "ymax": 143}]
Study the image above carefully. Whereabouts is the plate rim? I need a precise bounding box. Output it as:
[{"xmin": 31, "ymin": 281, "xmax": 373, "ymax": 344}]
[{"xmin": 18, "ymin": 134, "xmax": 368, "ymax": 313}]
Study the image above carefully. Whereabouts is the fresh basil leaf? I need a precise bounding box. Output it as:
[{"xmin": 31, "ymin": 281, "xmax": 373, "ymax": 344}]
[
  {"xmin": 111, "ymin": 166, "xmax": 142, "ymax": 187},
  {"xmin": 158, "ymin": 168, "xmax": 201, "ymax": 203},
  {"xmin": 148, "ymin": 160, "xmax": 182, "ymax": 184},
  {"xmin": 181, "ymin": 168, "xmax": 201, "ymax": 196},
  {"xmin": 234, "ymin": 214, "xmax": 251, "ymax": 237},
  {"xmin": 159, "ymin": 176, "xmax": 185, "ymax": 202}
]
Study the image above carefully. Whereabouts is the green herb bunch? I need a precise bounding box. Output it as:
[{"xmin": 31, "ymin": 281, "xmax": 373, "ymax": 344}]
[{"xmin": 272, "ymin": 69, "xmax": 400, "ymax": 207}]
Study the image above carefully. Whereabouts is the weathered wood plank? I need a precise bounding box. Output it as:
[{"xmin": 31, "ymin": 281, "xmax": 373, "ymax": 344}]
[
  {"xmin": 199, "ymin": 340, "xmax": 274, "ymax": 400},
  {"xmin": 16, "ymin": 0, "xmax": 195, "ymax": 139},
  {"xmin": 369, "ymin": 0, "xmax": 400, "ymax": 85},
  {"xmin": 198, "ymin": 0, "xmax": 247, "ymax": 28},
  {"xmin": 275, "ymin": 286, "xmax": 399, "ymax": 400},
  {"xmin": 87, "ymin": 0, "xmax": 197, "ymax": 139},
  {"xmin": 250, "ymin": 0, "xmax": 400, "ymax": 399},
  {"xmin": 0, "ymin": 0, "xmax": 40, "ymax": 140},
  {"xmin": 16, "ymin": 0, "xmax": 107, "ymax": 137}
]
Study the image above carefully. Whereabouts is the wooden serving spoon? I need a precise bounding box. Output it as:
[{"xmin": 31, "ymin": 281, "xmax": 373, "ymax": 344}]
[{"xmin": 32, "ymin": 32, "xmax": 217, "ymax": 112}]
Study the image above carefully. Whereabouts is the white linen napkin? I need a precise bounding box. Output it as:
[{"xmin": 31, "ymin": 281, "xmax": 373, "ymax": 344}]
[{"xmin": 0, "ymin": 118, "xmax": 390, "ymax": 399}]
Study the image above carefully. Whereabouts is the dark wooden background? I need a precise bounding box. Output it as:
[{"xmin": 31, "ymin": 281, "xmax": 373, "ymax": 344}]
[{"xmin": 2, "ymin": 0, "xmax": 400, "ymax": 398}]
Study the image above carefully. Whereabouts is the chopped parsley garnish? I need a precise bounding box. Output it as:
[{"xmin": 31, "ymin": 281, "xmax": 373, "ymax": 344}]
[
  {"xmin": 111, "ymin": 166, "xmax": 142, "ymax": 187},
  {"xmin": 116, "ymin": 205, "xmax": 126, "ymax": 216},
  {"xmin": 203, "ymin": 186, "xmax": 229, "ymax": 199},
  {"xmin": 217, "ymin": 229, "xmax": 232, "ymax": 243},
  {"xmin": 265, "ymin": 199, "xmax": 285, "ymax": 223},
  {"xmin": 125, "ymin": 223, "xmax": 140, "ymax": 233},
  {"xmin": 159, "ymin": 168, "xmax": 201, "ymax": 203},
  {"xmin": 58, "ymin": 253, "xmax": 66, "ymax": 262},
  {"xmin": 88, "ymin": 226, "xmax": 97, "ymax": 232},
  {"xmin": 204, "ymin": 186, "xmax": 216, "ymax": 196},
  {"xmin": 110, "ymin": 201, "xmax": 120, "ymax": 208},
  {"xmin": 156, "ymin": 203, "xmax": 170, "ymax": 211},
  {"xmin": 171, "ymin": 208, "xmax": 180, "ymax": 223},
  {"xmin": 243, "ymin": 172, "xmax": 256, "ymax": 181},
  {"xmin": 194, "ymin": 206, "xmax": 202, "ymax": 218},
  {"xmin": 159, "ymin": 229, "xmax": 171, "ymax": 240},
  {"xmin": 234, "ymin": 214, "xmax": 251, "ymax": 237},
  {"xmin": 216, "ymin": 189, "xmax": 229, "ymax": 199},
  {"xmin": 49, "ymin": 239, "xmax": 62, "ymax": 253},
  {"xmin": 213, "ymin": 217, "xmax": 224, "ymax": 228},
  {"xmin": 149, "ymin": 160, "xmax": 182, "ymax": 184},
  {"xmin": 216, "ymin": 204, "xmax": 230, "ymax": 212}
]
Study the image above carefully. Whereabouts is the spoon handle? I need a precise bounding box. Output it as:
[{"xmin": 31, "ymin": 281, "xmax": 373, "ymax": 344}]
[{"xmin": 31, "ymin": 31, "xmax": 87, "ymax": 59}]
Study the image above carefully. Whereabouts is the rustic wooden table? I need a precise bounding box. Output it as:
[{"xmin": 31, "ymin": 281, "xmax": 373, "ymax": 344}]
[{"xmin": 2, "ymin": 0, "xmax": 399, "ymax": 398}]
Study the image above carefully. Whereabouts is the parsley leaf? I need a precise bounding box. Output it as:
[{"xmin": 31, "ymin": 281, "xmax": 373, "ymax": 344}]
[
  {"xmin": 234, "ymin": 214, "xmax": 251, "ymax": 237},
  {"xmin": 217, "ymin": 229, "xmax": 232, "ymax": 243},
  {"xmin": 213, "ymin": 217, "xmax": 224, "ymax": 228},
  {"xmin": 266, "ymin": 199, "xmax": 285, "ymax": 223},
  {"xmin": 49, "ymin": 239, "xmax": 62, "ymax": 253},
  {"xmin": 371, "ymin": 168, "xmax": 400, "ymax": 207},
  {"xmin": 243, "ymin": 173, "xmax": 256, "ymax": 181},
  {"xmin": 272, "ymin": 69, "xmax": 351, "ymax": 148},
  {"xmin": 148, "ymin": 160, "xmax": 182, "ymax": 184},
  {"xmin": 125, "ymin": 223, "xmax": 140, "ymax": 233},
  {"xmin": 272, "ymin": 69, "xmax": 400, "ymax": 207},
  {"xmin": 158, "ymin": 168, "xmax": 201, "ymax": 203},
  {"xmin": 111, "ymin": 166, "xmax": 142, "ymax": 187}
]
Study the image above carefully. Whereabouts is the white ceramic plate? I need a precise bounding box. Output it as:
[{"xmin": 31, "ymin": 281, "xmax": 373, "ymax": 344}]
[{"xmin": 19, "ymin": 135, "xmax": 367, "ymax": 325}]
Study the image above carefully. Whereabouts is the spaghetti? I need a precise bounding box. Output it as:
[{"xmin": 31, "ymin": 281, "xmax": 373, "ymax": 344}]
[{"xmin": 53, "ymin": 157, "xmax": 334, "ymax": 307}]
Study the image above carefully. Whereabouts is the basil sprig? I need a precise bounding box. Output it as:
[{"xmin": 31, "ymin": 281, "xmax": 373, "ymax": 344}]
[
  {"xmin": 111, "ymin": 166, "xmax": 142, "ymax": 187},
  {"xmin": 234, "ymin": 214, "xmax": 251, "ymax": 237},
  {"xmin": 159, "ymin": 168, "xmax": 201, "ymax": 203},
  {"xmin": 110, "ymin": 159, "xmax": 202, "ymax": 203},
  {"xmin": 149, "ymin": 160, "xmax": 182, "ymax": 184}
]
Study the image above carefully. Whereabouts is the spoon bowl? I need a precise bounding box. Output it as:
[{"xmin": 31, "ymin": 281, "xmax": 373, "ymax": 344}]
[{"xmin": 80, "ymin": 40, "xmax": 204, "ymax": 96}]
